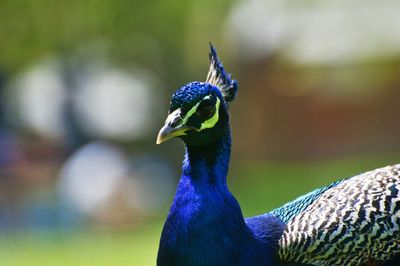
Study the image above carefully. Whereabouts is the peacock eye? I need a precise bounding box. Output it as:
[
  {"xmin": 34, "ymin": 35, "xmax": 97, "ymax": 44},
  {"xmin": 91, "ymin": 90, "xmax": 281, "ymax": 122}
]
[{"xmin": 196, "ymin": 104, "xmax": 216, "ymax": 120}]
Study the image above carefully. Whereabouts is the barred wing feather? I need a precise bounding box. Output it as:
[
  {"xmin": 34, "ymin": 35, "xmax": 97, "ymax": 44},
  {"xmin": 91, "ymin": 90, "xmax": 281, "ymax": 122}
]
[{"xmin": 279, "ymin": 164, "xmax": 400, "ymax": 265}]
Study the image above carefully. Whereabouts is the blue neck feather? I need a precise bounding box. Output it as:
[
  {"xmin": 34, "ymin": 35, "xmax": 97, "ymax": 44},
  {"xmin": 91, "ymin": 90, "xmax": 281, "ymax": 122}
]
[{"xmin": 157, "ymin": 125, "xmax": 285, "ymax": 266}]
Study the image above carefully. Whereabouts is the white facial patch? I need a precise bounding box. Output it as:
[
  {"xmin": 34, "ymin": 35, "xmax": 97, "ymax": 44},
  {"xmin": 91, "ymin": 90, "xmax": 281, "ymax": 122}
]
[{"xmin": 165, "ymin": 108, "xmax": 182, "ymax": 126}]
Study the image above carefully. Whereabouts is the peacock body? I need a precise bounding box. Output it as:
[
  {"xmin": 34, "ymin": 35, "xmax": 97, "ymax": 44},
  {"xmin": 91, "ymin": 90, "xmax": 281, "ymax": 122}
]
[{"xmin": 156, "ymin": 44, "xmax": 400, "ymax": 266}]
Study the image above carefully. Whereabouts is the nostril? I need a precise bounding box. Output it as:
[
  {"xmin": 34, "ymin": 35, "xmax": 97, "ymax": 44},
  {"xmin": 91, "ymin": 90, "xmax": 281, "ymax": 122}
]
[{"xmin": 170, "ymin": 117, "xmax": 182, "ymax": 128}]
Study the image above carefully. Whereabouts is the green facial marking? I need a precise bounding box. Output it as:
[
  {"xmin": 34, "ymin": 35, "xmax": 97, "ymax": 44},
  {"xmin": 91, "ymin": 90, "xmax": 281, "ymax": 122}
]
[
  {"xmin": 180, "ymin": 95, "xmax": 221, "ymax": 131},
  {"xmin": 200, "ymin": 97, "xmax": 220, "ymax": 130},
  {"xmin": 182, "ymin": 101, "xmax": 201, "ymax": 125}
]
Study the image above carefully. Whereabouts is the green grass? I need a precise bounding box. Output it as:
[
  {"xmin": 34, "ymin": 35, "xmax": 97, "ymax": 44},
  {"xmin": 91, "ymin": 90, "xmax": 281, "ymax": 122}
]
[
  {"xmin": 1, "ymin": 154, "xmax": 398, "ymax": 265},
  {"xmin": 0, "ymin": 222, "xmax": 162, "ymax": 266}
]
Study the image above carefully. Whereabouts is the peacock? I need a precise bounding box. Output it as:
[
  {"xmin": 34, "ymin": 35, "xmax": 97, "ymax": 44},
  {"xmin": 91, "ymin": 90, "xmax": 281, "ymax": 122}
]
[{"xmin": 156, "ymin": 44, "xmax": 400, "ymax": 266}]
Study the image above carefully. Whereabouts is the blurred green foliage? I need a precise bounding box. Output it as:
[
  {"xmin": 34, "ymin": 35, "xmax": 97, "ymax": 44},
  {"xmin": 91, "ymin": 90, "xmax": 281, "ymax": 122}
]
[{"xmin": 0, "ymin": 0, "xmax": 232, "ymax": 84}]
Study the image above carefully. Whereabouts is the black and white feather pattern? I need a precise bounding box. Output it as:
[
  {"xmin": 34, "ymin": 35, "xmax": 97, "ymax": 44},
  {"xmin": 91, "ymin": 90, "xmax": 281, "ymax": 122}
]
[
  {"xmin": 206, "ymin": 44, "xmax": 238, "ymax": 104},
  {"xmin": 279, "ymin": 164, "xmax": 400, "ymax": 265}
]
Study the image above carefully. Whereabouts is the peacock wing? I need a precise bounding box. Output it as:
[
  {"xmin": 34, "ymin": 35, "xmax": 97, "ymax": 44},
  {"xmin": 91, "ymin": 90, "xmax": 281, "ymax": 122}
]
[{"xmin": 278, "ymin": 164, "xmax": 400, "ymax": 266}]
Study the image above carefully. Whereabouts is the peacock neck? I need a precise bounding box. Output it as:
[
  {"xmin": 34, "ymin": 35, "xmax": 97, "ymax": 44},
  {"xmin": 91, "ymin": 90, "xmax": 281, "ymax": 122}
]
[
  {"xmin": 182, "ymin": 126, "xmax": 231, "ymax": 186},
  {"xmin": 171, "ymin": 124, "xmax": 238, "ymax": 223},
  {"xmin": 158, "ymin": 124, "xmax": 282, "ymax": 266},
  {"xmin": 168, "ymin": 124, "xmax": 236, "ymax": 223}
]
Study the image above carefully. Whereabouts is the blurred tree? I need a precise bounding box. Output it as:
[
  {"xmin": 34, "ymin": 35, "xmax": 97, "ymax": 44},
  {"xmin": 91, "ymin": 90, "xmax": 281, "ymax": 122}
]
[{"xmin": 0, "ymin": 0, "xmax": 233, "ymax": 88}]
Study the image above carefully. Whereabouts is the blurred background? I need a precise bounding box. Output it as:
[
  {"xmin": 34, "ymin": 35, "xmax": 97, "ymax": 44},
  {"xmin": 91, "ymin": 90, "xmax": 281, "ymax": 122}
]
[{"xmin": 1, "ymin": 0, "xmax": 400, "ymax": 265}]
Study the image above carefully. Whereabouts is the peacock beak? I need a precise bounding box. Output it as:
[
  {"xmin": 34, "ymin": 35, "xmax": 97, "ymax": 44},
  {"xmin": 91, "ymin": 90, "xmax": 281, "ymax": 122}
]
[
  {"xmin": 156, "ymin": 124, "xmax": 185, "ymax": 144},
  {"xmin": 156, "ymin": 108, "xmax": 198, "ymax": 144}
]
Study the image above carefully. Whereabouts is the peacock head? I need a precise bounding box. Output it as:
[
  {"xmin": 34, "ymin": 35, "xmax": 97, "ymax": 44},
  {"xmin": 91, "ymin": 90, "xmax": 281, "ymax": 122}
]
[{"xmin": 157, "ymin": 44, "xmax": 238, "ymax": 147}]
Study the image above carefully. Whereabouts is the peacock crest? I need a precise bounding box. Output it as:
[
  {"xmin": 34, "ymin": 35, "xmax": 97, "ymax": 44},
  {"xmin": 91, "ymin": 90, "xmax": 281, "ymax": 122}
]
[{"xmin": 206, "ymin": 43, "xmax": 238, "ymax": 105}]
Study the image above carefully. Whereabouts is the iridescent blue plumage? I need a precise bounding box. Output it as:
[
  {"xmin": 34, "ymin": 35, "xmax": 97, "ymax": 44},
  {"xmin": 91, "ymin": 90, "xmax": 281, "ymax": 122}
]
[
  {"xmin": 271, "ymin": 180, "xmax": 344, "ymax": 223},
  {"xmin": 156, "ymin": 45, "xmax": 400, "ymax": 266}
]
